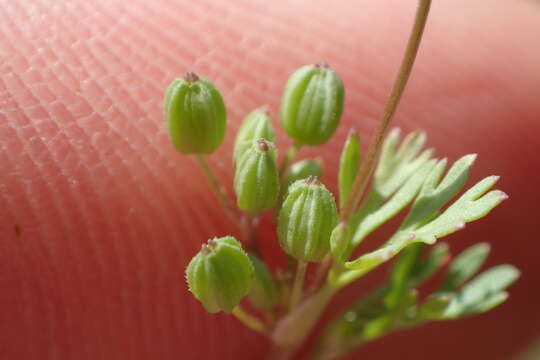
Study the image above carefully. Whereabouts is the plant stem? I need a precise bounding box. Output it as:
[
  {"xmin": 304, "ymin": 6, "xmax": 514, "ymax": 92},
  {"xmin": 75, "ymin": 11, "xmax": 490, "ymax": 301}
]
[
  {"xmin": 340, "ymin": 0, "xmax": 432, "ymax": 222},
  {"xmin": 241, "ymin": 214, "xmax": 261, "ymax": 255},
  {"xmin": 270, "ymin": 1, "xmax": 433, "ymax": 356},
  {"xmin": 279, "ymin": 143, "xmax": 302, "ymax": 179},
  {"xmin": 196, "ymin": 156, "xmax": 262, "ymax": 252},
  {"xmin": 309, "ymin": 254, "xmax": 332, "ymax": 295},
  {"xmin": 232, "ymin": 306, "xmax": 267, "ymax": 335},
  {"xmin": 272, "ymin": 283, "xmax": 339, "ymax": 356},
  {"xmin": 290, "ymin": 260, "xmax": 308, "ymax": 309},
  {"xmin": 195, "ymin": 155, "xmax": 239, "ymax": 225}
]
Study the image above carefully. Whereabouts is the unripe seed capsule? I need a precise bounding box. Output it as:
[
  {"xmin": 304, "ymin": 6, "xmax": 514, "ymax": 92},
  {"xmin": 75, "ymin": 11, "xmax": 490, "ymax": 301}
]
[
  {"xmin": 233, "ymin": 107, "xmax": 275, "ymax": 164},
  {"xmin": 278, "ymin": 177, "xmax": 338, "ymax": 262},
  {"xmin": 234, "ymin": 139, "xmax": 280, "ymax": 213},
  {"xmin": 280, "ymin": 63, "xmax": 345, "ymax": 145},
  {"xmin": 247, "ymin": 253, "xmax": 279, "ymax": 311},
  {"xmin": 186, "ymin": 236, "xmax": 253, "ymax": 313},
  {"xmin": 165, "ymin": 73, "xmax": 226, "ymax": 154}
]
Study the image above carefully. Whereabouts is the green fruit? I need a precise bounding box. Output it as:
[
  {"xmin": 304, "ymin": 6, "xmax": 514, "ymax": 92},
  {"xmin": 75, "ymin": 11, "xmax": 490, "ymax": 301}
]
[
  {"xmin": 234, "ymin": 139, "xmax": 280, "ymax": 214},
  {"xmin": 186, "ymin": 236, "xmax": 253, "ymax": 313},
  {"xmin": 165, "ymin": 73, "xmax": 226, "ymax": 154},
  {"xmin": 278, "ymin": 177, "xmax": 338, "ymax": 262},
  {"xmin": 280, "ymin": 63, "xmax": 344, "ymax": 146},
  {"xmin": 247, "ymin": 253, "xmax": 279, "ymax": 311},
  {"xmin": 233, "ymin": 107, "xmax": 275, "ymax": 164}
]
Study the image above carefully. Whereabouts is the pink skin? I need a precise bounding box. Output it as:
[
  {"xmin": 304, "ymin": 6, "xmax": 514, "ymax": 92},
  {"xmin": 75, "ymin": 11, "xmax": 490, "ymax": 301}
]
[{"xmin": 1, "ymin": 1, "xmax": 540, "ymax": 359}]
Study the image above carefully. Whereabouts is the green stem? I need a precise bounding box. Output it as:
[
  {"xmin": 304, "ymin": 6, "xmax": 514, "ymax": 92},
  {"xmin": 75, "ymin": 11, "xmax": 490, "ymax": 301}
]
[
  {"xmin": 340, "ymin": 0, "xmax": 432, "ymax": 222},
  {"xmin": 272, "ymin": 283, "xmax": 339, "ymax": 356},
  {"xmin": 309, "ymin": 254, "xmax": 332, "ymax": 295},
  {"xmin": 195, "ymin": 155, "xmax": 239, "ymax": 225},
  {"xmin": 270, "ymin": 1, "xmax": 433, "ymax": 357},
  {"xmin": 290, "ymin": 260, "xmax": 308, "ymax": 309},
  {"xmin": 279, "ymin": 143, "xmax": 302, "ymax": 179},
  {"xmin": 333, "ymin": 0, "xmax": 433, "ymax": 287},
  {"xmin": 232, "ymin": 306, "xmax": 267, "ymax": 335}
]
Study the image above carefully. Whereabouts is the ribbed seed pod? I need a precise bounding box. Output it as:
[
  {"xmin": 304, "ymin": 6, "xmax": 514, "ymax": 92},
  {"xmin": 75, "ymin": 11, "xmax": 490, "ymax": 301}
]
[
  {"xmin": 234, "ymin": 139, "xmax": 280, "ymax": 214},
  {"xmin": 233, "ymin": 107, "xmax": 275, "ymax": 164},
  {"xmin": 280, "ymin": 63, "xmax": 344, "ymax": 146},
  {"xmin": 186, "ymin": 236, "xmax": 253, "ymax": 313},
  {"xmin": 278, "ymin": 177, "xmax": 338, "ymax": 262},
  {"xmin": 247, "ymin": 253, "xmax": 279, "ymax": 311},
  {"xmin": 165, "ymin": 72, "xmax": 226, "ymax": 154}
]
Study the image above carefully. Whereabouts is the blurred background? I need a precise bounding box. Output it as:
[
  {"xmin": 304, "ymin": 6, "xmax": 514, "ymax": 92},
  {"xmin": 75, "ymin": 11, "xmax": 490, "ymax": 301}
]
[{"xmin": 1, "ymin": 0, "xmax": 539, "ymax": 359}]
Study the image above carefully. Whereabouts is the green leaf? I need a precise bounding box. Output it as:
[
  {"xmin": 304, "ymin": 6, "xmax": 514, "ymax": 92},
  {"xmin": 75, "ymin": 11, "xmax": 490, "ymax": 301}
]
[
  {"xmin": 350, "ymin": 159, "xmax": 437, "ymax": 248},
  {"xmin": 345, "ymin": 175, "xmax": 506, "ymax": 274},
  {"xmin": 412, "ymin": 175, "xmax": 508, "ymax": 244},
  {"xmin": 342, "ymin": 129, "xmax": 435, "ymax": 260},
  {"xmin": 384, "ymin": 243, "xmax": 423, "ymax": 309},
  {"xmin": 344, "ymin": 231, "xmax": 421, "ymax": 274},
  {"xmin": 385, "ymin": 242, "xmax": 449, "ymax": 309},
  {"xmin": 401, "ymin": 154, "xmax": 477, "ymax": 230},
  {"xmin": 409, "ymin": 242, "xmax": 449, "ymax": 286},
  {"xmin": 375, "ymin": 128, "xmax": 433, "ymax": 199},
  {"xmin": 338, "ymin": 130, "xmax": 361, "ymax": 210},
  {"xmin": 350, "ymin": 129, "xmax": 433, "ymax": 226},
  {"xmin": 417, "ymin": 293, "xmax": 453, "ymax": 320},
  {"xmin": 441, "ymin": 242, "xmax": 490, "ymax": 291},
  {"xmin": 362, "ymin": 314, "xmax": 393, "ymax": 340},
  {"xmin": 471, "ymin": 291, "xmax": 509, "ymax": 314},
  {"xmin": 444, "ymin": 265, "xmax": 519, "ymax": 318}
]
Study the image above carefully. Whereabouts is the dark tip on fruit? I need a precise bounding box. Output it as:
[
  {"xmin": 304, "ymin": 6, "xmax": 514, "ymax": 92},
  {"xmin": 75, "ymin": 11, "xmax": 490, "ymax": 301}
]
[
  {"xmin": 257, "ymin": 139, "xmax": 269, "ymax": 152},
  {"xmin": 201, "ymin": 244, "xmax": 211, "ymax": 255},
  {"xmin": 314, "ymin": 61, "xmax": 330, "ymax": 69},
  {"xmin": 305, "ymin": 176, "xmax": 321, "ymax": 186},
  {"xmin": 184, "ymin": 72, "xmax": 199, "ymax": 82}
]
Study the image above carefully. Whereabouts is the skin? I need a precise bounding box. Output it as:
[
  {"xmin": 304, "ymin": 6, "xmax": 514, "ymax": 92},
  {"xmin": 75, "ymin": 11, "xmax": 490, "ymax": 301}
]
[{"xmin": 1, "ymin": 0, "xmax": 539, "ymax": 359}]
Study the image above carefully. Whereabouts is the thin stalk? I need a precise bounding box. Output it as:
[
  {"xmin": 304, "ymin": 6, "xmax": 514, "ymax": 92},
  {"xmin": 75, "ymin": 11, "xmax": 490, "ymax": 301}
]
[
  {"xmin": 244, "ymin": 214, "xmax": 262, "ymax": 255},
  {"xmin": 341, "ymin": 0, "xmax": 432, "ymax": 222},
  {"xmin": 309, "ymin": 254, "xmax": 332, "ymax": 295},
  {"xmin": 290, "ymin": 260, "xmax": 308, "ymax": 309},
  {"xmin": 279, "ymin": 143, "xmax": 302, "ymax": 179},
  {"xmin": 196, "ymin": 156, "xmax": 261, "ymax": 252},
  {"xmin": 270, "ymin": 1, "xmax": 433, "ymax": 356},
  {"xmin": 195, "ymin": 155, "xmax": 239, "ymax": 225},
  {"xmin": 232, "ymin": 306, "xmax": 267, "ymax": 334}
]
